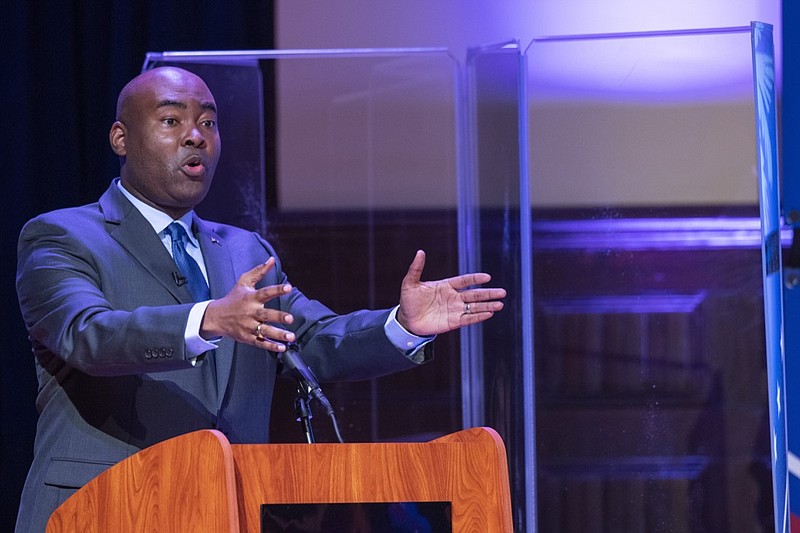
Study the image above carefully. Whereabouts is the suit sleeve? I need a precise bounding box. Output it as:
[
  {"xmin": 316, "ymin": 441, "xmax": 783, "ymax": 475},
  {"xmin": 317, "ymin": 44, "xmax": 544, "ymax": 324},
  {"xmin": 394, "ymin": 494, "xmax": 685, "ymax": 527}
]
[{"xmin": 257, "ymin": 235, "xmax": 427, "ymax": 383}]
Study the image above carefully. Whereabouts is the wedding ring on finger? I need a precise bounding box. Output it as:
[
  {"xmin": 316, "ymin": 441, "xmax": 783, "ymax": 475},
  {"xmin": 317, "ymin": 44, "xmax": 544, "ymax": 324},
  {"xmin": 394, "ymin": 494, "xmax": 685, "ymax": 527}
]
[
  {"xmin": 464, "ymin": 303, "xmax": 471, "ymax": 314},
  {"xmin": 255, "ymin": 323, "xmax": 266, "ymax": 341}
]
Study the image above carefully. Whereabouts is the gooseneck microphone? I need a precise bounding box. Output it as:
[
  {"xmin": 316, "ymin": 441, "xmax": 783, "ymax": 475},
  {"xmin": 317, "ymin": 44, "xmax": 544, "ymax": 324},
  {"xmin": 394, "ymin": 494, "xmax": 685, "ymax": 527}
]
[
  {"xmin": 279, "ymin": 343, "xmax": 344, "ymax": 443},
  {"xmin": 280, "ymin": 343, "xmax": 333, "ymax": 415}
]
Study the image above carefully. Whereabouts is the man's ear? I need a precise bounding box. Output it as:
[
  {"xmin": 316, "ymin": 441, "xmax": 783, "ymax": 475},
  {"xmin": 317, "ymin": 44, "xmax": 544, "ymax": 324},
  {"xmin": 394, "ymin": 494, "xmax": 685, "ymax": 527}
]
[{"xmin": 109, "ymin": 121, "xmax": 127, "ymax": 156}]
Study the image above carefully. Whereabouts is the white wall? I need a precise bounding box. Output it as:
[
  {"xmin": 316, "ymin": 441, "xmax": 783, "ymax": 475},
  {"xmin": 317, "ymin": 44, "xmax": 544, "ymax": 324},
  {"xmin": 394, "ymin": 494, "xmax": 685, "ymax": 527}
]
[{"xmin": 274, "ymin": 0, "xmax": 781, "ymax": 208}]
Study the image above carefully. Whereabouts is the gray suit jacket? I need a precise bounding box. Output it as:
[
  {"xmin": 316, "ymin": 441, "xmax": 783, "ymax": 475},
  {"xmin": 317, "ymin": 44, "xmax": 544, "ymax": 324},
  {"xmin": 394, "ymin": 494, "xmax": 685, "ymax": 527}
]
[{"xmin": 14, "ymin": 181, "xmax": 424, "ymax": 532}]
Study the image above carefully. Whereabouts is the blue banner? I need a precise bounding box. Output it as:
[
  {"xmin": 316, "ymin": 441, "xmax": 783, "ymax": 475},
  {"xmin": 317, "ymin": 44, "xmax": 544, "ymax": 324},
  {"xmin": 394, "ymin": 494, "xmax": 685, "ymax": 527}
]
[{"xmin": 751, "ymin": 21, "xmax": 789, "ymax": 533}]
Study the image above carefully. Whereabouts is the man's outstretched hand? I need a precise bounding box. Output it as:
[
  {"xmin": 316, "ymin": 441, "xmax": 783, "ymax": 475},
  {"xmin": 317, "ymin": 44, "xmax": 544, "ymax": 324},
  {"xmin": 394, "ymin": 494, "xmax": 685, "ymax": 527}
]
[{"xmin": 396, "ymin": 250, "xmax": 506, "ymax": 337}]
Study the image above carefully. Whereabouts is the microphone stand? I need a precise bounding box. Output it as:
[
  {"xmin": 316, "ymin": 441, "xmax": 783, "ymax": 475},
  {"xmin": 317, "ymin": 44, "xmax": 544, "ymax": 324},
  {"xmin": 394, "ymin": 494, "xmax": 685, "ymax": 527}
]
[{"xmin": 294, "ymin": 383, "xmax": 316, "ymax": 444}]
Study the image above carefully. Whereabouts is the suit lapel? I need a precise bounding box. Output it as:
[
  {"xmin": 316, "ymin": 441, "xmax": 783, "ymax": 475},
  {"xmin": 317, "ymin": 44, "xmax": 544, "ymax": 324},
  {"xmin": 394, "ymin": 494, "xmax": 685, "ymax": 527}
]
[
  {"xmin": 99, "ymin": 183, "xmax": 193, "ymax": 304},
  {"xmin": 194, "ymin": 216, "xmax": 237, "ymax": 408}
]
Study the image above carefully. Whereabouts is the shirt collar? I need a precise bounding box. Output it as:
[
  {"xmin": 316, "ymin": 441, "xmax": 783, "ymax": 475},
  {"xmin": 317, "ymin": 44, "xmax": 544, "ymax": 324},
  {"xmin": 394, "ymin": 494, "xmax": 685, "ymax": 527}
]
[{"xmin": 116, "ymin": 179, "xmax": 200, "ymax": 248}]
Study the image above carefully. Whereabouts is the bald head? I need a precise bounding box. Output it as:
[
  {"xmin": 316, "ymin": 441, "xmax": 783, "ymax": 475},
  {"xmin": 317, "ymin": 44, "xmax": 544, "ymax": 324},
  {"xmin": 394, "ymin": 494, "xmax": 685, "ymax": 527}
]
[{"xmin": 116, "ymin": 67, "xmax": 215, "ymax": 122}]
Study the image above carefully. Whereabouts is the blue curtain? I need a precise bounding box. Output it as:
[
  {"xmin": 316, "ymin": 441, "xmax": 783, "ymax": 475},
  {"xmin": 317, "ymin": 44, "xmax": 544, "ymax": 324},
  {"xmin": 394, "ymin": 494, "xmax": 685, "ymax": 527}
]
[{"xmin": 0, "ymin": 2, "xmax": 274, "ymax": 529}]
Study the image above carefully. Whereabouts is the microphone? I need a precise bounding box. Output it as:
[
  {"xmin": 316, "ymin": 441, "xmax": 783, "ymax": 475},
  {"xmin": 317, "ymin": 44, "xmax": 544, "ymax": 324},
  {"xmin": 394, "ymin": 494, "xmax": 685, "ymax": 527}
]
[
  {"xmin": 172, "ymin": 272, "xmax": 187, "ymax": 286},
  {"xmin": 280, "ymin": 343, "xmax": 334, "ymax": 416}
]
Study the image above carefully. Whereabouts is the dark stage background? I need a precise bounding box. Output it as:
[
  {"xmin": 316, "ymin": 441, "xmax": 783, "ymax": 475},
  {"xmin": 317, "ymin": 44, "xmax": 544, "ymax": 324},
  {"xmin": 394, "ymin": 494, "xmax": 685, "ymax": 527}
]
[{"xmin": 0, "ymin": 3, "xmax": 274, "ymax": 530}]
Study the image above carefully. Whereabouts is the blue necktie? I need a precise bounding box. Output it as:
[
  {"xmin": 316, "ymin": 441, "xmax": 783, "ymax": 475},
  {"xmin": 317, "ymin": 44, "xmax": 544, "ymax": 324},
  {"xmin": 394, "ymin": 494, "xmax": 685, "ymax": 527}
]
[{"xmin": 165, "ymin": 222, "xmax": 210, "ymax": 302}]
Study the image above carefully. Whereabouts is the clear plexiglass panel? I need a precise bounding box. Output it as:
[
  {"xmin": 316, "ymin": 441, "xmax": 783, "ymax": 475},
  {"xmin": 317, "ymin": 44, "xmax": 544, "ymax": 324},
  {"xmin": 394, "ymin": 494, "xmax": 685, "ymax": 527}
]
[
  {"xmin": 524, "ymin": 26, "xmax": 778, "ymax": 533},
  {"xmin": 143, "ymin": 50, "xmax": 465, "ymax": 446}
]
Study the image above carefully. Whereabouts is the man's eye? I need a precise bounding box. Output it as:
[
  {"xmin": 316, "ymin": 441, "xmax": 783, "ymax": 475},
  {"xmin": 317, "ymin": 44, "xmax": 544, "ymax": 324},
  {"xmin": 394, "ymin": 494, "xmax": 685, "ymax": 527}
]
[
  {"xmin": 162, "ymin": 117, "xmax": 177, "ymax": 126},
  {"xmin": 202, "ymin": 119, "xmax": 216, "ymax": 128}
]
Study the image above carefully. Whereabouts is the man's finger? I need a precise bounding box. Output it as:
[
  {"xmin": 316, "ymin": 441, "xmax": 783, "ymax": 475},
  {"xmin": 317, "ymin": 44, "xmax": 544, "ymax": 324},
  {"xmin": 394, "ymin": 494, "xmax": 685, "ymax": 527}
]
[
  {"xmin": 461, "ymin": 300, "xmax": 505, "ymax": 315},
  {"xmin": 257, "ymin": 306, "xmax": 295, "ymax": 326},
  {"xmin": 448, "ymin": 272, "xmax": 492, "ymax": 290},
  {"xmin": 460, "ymin": 311, "xmax": 495, "ymax": 327},
  {"xmin": 403, "ymin": 250, "xmax": 426, "ymax": 285},
  {"xmin": 238, "ymin": 257, "xmax": 276, "ymax": 288},
  {"xmin": 254, "ymin": 283, "xmax": 293, "ymax": 304},
  {"xmin": 252, "ymin": 322, "xmax": 295, "ymax": 344},
  {"xmin": 461, "ymin": 287, "xmax": 508, "ymax": 302}
]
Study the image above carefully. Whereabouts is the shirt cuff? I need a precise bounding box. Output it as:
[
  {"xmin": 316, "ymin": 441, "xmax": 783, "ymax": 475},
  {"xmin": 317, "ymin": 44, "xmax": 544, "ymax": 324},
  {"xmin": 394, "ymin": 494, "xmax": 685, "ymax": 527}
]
[
  {"xmin": 185, "ymin": 300, "xmax": 220, "ymax": 364},
  {"xmin": 384, "ymin": 306, "xmax": 434, "ymax": 362}
]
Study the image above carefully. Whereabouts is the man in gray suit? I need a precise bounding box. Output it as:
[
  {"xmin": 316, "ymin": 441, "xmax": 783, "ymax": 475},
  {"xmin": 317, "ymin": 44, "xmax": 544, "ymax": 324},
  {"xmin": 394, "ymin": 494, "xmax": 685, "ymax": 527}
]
[{"xmin": 14, "ymin": 66, "xmax": 506, "ymax": 532}]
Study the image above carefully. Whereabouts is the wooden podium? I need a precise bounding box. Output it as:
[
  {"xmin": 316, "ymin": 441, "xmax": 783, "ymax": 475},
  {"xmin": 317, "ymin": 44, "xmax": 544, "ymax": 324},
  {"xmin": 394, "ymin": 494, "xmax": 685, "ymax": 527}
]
[{"xmin": 46, "ymin": 427, "xmax": 513, "ymax": 532}]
